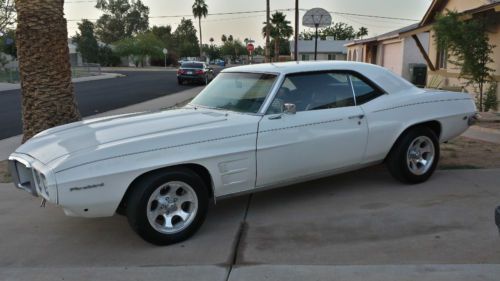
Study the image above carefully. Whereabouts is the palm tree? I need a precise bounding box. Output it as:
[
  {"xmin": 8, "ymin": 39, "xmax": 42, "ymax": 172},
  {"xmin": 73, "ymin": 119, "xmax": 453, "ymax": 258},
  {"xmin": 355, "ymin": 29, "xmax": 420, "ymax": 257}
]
[
  {"xmin": 15, "ymin": 0, "xmax": 80, "ymax": 141},
  {"xmin": 262, "ymin": 12, "xmax": 293, "ymax": 61},
  {"xmin": 221, "ymin": 34, "xmax": 227, "ymax": 43},
  {"xmin": 192, "ymin": 0, "xmax": 208, "ymax": 58},
  {"xmin": 228, "ymin": 34, "xmax": 233, "ymax": 43},
  {"xmin": 209, "ymin": 37, "xmax": 214, "ymax": 45}
]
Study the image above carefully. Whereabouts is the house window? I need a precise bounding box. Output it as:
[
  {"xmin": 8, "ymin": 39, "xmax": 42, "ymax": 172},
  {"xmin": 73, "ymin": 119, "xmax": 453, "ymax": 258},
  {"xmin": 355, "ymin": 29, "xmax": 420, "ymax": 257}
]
[
  {"xmin": 328, "ymin": 54, "xmax": 335, "ymax": 60},
  {"xmin": 437, "ymin": 46, "xmax": 447, "ymax": 69},
  {"xmin": 301, "ymin": 54, "xmax": 310, "ymax": 61}
]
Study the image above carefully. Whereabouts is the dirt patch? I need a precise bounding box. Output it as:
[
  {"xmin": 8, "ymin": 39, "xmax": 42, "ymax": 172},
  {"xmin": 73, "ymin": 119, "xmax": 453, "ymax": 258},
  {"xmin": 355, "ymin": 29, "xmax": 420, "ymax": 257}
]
[
  {"xmin": 439, "ymin": 136, "xmax": 500, "ymax": 169},
  {"xmin": 476, "ymin": 121, "xmax": 500, "ymax": 130},
  {"xmin": 0, "ymin": 160, "xmax": 11, "ymax": 183}
]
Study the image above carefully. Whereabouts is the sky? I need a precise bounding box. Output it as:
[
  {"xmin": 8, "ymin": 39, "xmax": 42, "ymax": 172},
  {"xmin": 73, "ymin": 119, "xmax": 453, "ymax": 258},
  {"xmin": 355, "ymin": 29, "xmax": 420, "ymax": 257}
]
[{"xmin": 64, "ymin": 0, "xmax": 433, "ymax": 46}]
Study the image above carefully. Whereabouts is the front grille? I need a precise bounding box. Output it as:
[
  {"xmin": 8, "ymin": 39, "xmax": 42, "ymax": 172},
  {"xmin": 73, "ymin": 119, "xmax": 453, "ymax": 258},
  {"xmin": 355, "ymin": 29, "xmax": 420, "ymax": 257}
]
[{"xmin": 8, "ymin": 159, "xmax": 38, "ymax": 197}]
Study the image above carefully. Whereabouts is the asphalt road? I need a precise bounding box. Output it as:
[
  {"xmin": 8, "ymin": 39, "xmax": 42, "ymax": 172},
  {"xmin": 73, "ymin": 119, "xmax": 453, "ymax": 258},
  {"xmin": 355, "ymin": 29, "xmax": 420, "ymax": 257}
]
[{"xmin": 0, "ymin": 70, "xmax": 202, "ymax": 140}]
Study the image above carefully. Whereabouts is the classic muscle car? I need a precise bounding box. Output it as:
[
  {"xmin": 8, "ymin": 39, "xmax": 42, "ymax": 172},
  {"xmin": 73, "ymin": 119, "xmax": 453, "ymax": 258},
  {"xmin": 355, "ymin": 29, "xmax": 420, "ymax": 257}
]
[{"xmin": 9, "ymin": 61, "xmax": 477, "ymax": 245}]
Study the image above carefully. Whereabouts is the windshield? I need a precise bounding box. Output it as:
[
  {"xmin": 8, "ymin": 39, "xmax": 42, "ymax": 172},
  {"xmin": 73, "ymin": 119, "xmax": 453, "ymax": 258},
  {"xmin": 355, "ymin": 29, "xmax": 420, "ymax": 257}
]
[
  {"xmin": 190, "ymin": 72, "xmax": 278, "ymax": 113},
  {"xmin": 182, "ymin": 63, "xmax": 204, "ymax": 69}
]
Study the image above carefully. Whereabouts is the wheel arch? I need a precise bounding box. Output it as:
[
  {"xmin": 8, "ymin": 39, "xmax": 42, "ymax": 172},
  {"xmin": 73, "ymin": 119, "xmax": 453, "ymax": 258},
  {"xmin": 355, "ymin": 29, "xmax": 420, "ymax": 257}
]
[
  {"xmin": 385, "ymin": 120, "xmax": 442, "ymax": 161},
  {"xmin": 118, "ymin": 163, "xmax": 215, "ymax": 212}
]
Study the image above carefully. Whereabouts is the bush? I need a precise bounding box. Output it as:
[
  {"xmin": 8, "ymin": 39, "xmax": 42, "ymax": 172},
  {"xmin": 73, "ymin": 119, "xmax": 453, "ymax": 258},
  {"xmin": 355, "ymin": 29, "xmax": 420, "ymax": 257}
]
[
  {"xmin": 484, "ymin": 82, "xmax": 498, "ymax": 112},
  {"xmin": 98, "ymin": 46, "xmax": 121, "ymax": 66}
]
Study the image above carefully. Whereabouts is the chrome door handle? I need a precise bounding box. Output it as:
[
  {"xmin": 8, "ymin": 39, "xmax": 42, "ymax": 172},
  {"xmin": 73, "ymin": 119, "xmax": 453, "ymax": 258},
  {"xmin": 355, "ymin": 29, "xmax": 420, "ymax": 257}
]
[{"xmin": 348, "ymin": 114, "xmax": 365, "ymax": 120}]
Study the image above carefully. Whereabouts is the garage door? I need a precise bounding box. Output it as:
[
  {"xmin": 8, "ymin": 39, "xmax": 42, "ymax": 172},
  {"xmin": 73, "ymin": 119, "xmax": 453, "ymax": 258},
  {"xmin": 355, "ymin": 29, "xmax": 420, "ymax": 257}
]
[{"xmin": 382, "ymin": 42, "xmax": 403, "ymax": 76}]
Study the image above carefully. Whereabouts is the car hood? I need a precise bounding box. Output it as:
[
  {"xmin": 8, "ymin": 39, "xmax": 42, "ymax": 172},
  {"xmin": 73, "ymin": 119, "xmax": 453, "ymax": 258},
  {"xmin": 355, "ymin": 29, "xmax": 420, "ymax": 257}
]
[{"xmin": 16, "ymin": 108, "xmax": 259, "ymax": 168}]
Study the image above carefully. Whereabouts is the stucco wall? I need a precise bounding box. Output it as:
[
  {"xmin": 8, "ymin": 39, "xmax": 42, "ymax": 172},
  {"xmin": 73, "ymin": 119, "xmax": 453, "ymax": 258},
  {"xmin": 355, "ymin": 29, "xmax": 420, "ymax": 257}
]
[
  {"xmin": 425, "ymin": 0, "xmax": 499, "ymax": 111},
  {"xmin": 402, "ymin": 32, "xmax": 429, "ymax": 81}
]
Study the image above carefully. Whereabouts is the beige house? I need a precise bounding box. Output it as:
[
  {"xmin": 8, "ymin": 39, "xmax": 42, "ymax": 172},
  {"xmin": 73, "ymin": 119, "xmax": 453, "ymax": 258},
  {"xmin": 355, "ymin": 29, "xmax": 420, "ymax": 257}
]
[
  {"xmin": 345, "ymin": 24, "xmax": 430, "ymax": 86},
  {"xmin": 400, "ymin": 0, "xmax": 500, "ymax": 110}
]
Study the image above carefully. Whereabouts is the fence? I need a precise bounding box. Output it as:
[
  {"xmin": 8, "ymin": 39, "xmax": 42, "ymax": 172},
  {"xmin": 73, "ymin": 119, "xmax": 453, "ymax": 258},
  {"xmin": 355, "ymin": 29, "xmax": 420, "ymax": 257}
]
[{"xmin": 0, "ymin": 63, "xmax": 102, "ymax": 84}]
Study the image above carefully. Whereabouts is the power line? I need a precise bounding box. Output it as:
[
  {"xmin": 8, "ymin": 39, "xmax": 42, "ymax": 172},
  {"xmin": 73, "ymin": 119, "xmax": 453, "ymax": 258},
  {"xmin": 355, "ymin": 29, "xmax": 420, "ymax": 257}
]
[{"xmin": 67, "ymin": 8, "xmax": 420, "ymax": 22}]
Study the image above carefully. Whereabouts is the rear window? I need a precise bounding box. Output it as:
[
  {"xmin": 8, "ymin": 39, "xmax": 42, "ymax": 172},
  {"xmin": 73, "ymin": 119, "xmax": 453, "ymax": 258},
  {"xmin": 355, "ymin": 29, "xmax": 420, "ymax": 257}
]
[{"xmin": 182, "ymin": 63, "xmax": 204, "ymax": 69}]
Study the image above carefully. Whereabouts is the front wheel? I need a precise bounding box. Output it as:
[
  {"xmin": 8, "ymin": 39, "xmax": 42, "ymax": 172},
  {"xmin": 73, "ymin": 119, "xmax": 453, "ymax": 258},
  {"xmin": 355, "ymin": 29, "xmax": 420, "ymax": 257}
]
[
  {"xmin": 126, "ymin": 168, "xmax": 208, "ymax": 245},
  {"xmin": 386, "ymin": 126, "xmax": 440, "ymax": 184}
]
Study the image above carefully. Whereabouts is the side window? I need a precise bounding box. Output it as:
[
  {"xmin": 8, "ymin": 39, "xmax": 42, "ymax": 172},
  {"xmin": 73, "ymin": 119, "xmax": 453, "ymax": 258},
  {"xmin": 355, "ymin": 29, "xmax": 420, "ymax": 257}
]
[
  {"xmin": 267, "ymin": 72, "xmax": 355, "ymax": 114},
  {"xmin": 350, "ymin": 75, "xmax": 384, "ymax": 104}
]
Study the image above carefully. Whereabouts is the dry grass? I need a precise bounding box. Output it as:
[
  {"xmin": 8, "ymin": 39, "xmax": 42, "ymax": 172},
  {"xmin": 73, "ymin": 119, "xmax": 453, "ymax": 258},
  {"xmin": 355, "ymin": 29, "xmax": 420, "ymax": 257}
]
[
  {"xmin": 0, "ymin": 160, "xmax": 11, "ymax": 183},
  {"xmin": 439, "ymin": 136, "xmax": 500, "ymax": 169}
]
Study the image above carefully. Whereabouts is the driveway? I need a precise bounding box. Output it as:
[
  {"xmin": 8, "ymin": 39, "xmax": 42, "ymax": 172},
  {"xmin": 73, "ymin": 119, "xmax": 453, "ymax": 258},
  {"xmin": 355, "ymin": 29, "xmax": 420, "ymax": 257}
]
[{"xmin": 1, "ymin": 167, "xmax": 499, "ymax": 280}]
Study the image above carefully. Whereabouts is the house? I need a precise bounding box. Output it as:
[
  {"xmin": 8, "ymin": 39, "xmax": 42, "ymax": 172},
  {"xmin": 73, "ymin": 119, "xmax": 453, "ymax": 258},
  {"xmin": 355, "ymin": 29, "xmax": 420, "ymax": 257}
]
[
  {"xmin": 290, "ymin": 39, "xmax": 349, "ymax": 61},
  {"xmin": 345, "ymin": 24, "xmax": 430, "ymax": 86},
  {"xmin": 399, "ymin": 0, "xmax": 499, "ymax": 109},
  {"xmin": 67, "ymin": 39, "xmax": 83, "ymax": 66}
]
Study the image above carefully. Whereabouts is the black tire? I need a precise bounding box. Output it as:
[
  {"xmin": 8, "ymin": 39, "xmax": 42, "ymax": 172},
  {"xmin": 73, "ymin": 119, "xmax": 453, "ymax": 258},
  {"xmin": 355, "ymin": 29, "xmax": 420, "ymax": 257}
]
[
  {"xmin": 126, "ymin": 168, "xmax": 209, "ymax": 245},
  {"xmin": 178, "ymin": 78, "xmax": 183, "ymax": 85},
  {"xmin": 386, "ymin": 126, "xmax": 440, "ymax": 184}
]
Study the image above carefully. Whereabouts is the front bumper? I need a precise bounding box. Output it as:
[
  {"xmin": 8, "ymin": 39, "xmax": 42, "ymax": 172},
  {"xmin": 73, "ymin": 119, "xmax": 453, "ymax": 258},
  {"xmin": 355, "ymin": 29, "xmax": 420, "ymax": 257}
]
[{"xmin": 8, "ymin": 153, "xmax": 57, "ymax": 203}]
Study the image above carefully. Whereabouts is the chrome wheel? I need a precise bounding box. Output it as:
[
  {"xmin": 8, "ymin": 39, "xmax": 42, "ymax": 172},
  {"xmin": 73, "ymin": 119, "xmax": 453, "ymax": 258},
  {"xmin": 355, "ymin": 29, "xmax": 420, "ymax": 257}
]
[
  {"xmin": 146, "ymin": 181, "xmax": 198, "ymax": 234},
  {"xmin": 406, "ymin": 136, "xmax": 435, "ymax": 175}
]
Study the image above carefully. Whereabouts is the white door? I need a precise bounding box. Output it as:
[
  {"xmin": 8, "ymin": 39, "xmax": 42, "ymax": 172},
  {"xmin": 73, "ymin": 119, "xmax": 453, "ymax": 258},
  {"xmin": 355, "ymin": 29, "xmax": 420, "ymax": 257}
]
[{"xmin": 256, "ymin": 72, "xmax": 368, "ymax": 187}]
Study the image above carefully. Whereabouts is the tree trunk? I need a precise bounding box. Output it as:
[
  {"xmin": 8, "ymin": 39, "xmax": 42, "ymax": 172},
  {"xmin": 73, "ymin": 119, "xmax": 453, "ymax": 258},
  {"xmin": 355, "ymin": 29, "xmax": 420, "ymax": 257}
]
[
  {"xmin": 265, "ymin": 0, "xmax": 270, "ymax": 63},
  {"xmin": 15, "ymin": 0, "xmax": 81, "ymax": 142},
  {"xmin": 198, "ymin": 17, "xmax": 203, "ymax": 58}
]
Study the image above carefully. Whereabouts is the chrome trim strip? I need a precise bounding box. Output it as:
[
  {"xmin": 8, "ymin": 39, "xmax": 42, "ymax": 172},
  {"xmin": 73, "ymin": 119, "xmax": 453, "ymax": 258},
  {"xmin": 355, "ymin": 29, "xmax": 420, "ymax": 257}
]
[{"xmin": 258, "ymin": 73, "xmax": 286, "ymax": 115}]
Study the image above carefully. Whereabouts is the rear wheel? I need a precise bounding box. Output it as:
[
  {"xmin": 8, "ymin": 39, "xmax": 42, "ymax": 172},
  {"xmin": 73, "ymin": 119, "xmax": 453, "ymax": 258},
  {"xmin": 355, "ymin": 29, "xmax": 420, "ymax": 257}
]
[
  {"xmin": 177, "ymin": 78, "xmax": 183, "ymax": 85},
  {"xmin": 126, "ymin": 168, "xmax": 208, "ymax": 245},
  {"xmin": 386, "ymin": 126, "xmax": 439, "ymax": 184}
]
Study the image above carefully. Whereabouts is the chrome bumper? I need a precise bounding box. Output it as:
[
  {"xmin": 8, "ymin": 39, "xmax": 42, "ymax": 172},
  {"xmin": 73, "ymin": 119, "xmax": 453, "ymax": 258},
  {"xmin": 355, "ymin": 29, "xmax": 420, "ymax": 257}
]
[
  {"xmin": 468, "ymin": 113, "xmax": 479, "ymax": 126},
  {"xmin": 8, "ymin": 157, "xmax": 38, "ymax": 197}
]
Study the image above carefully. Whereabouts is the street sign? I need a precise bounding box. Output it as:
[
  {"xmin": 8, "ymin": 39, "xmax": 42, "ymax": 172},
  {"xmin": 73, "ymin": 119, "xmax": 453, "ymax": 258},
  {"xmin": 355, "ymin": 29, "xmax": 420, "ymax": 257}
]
[
  {"xmin": 162, "ymin": 48, "xmax": 168, "ymax": 55},
  {"xmin": 246, "ymin": 43, "xmax": 255, "ymax": 52}
]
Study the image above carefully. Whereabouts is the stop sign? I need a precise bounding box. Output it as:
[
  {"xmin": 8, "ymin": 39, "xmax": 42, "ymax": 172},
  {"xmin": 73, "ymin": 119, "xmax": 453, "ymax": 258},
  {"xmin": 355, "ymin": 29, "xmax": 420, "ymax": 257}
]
[{"xmin": 246, "ymin": 43, "xmax": 255, "ymax": 52}]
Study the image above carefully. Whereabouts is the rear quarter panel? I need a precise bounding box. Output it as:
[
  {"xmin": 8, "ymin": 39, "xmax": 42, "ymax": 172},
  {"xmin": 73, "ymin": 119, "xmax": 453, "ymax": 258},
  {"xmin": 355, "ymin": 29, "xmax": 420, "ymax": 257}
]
[{"xmin": 361, "ymin": 88, "xmax": 475, "ymax": 163}]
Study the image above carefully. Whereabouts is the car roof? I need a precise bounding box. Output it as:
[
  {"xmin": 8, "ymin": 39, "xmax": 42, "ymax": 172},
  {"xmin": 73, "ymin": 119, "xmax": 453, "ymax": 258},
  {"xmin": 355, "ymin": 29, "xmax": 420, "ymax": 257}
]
[{"xmin": 222, "ymin": 61, "xmax": 415, "ymax": 94}]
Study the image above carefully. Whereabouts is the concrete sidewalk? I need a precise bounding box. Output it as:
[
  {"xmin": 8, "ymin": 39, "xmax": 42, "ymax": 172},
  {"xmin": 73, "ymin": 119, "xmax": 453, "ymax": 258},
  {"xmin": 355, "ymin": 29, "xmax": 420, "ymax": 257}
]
[
  {"xmin": 0, "ymin": 72, "xmax": 126, "ymax": 92},
  {"xmin": 463, "ymin": 125, "xmax": 500, "ymax": 144},
  {"xmin": 1, "ymin": 168, "xmax": 499, "ymax": 280},
  {"xmin": 0, "ymin": 86, "xmax": 203, "ymax": 160}
]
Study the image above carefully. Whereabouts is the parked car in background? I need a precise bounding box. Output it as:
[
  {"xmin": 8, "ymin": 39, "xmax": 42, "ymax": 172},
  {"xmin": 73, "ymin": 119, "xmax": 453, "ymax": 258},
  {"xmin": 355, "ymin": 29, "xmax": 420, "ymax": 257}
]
[
  {"xmin": 177, "ymin": 62, "xmax": 214, "ymax": 85},
  {"xmin": 8, "ymin": 61, "xmax": 476, "ymax": 245}
]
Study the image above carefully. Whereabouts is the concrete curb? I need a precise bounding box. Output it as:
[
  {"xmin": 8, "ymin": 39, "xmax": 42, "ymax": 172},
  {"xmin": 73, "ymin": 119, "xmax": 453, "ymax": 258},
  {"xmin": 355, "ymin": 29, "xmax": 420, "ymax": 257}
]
[
  {"xmin": 0, "ymin": 73, "xmax": 125, "ymax": 93},
  {"xmin": 229, "ymin": 264, "xmax": 500, "ymax": 281},
  {"xmin": 0, "ymin": 86, "xmax": 203, "ymax": 160},
  {"xmin": 0, "ymin": 266, "xmax": 228, "ymax": 281}
]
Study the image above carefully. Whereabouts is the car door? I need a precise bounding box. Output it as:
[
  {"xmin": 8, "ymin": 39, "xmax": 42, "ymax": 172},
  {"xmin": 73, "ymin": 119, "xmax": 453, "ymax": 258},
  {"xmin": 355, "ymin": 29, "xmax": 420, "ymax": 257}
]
[{"xmin": 256, "ymin": 71, "xmax": 368, "ymax": 187}]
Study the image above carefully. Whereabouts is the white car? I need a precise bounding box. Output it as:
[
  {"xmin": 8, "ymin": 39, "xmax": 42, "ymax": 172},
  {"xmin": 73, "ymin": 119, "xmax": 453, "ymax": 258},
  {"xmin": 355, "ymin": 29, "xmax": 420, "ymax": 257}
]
[{"xmin": 9, "ymin": 61, "xmax": 476, "ymax": 245}]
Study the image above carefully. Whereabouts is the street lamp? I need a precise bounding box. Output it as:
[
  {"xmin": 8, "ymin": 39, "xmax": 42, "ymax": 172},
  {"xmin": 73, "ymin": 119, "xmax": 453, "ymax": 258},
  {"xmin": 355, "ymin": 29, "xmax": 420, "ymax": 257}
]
[{"xmin": 162, "ymin": 48, "xmax": 168, "ymax": 68}]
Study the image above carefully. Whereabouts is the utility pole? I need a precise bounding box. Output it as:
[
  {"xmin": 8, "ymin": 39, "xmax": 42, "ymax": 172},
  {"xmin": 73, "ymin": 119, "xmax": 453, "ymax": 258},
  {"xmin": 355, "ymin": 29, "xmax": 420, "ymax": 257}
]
[
  {"xmin": 294, "ymin": 0, "xmax": 299, "ymax": 61},
  {"xmin": 265, "ymin": 0, "xmax": 270, "ymax": 62}
]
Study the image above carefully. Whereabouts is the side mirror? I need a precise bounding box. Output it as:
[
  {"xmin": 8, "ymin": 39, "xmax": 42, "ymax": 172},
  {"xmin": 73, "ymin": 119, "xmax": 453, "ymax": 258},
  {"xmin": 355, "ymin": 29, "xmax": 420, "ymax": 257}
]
[
  {"xmin": 496, "ymin": 206, "xmax": 500, "ymax": 235},
  {"xmin": 283, "ymin": 103, "xmax": 296, "ymax": 114}
]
